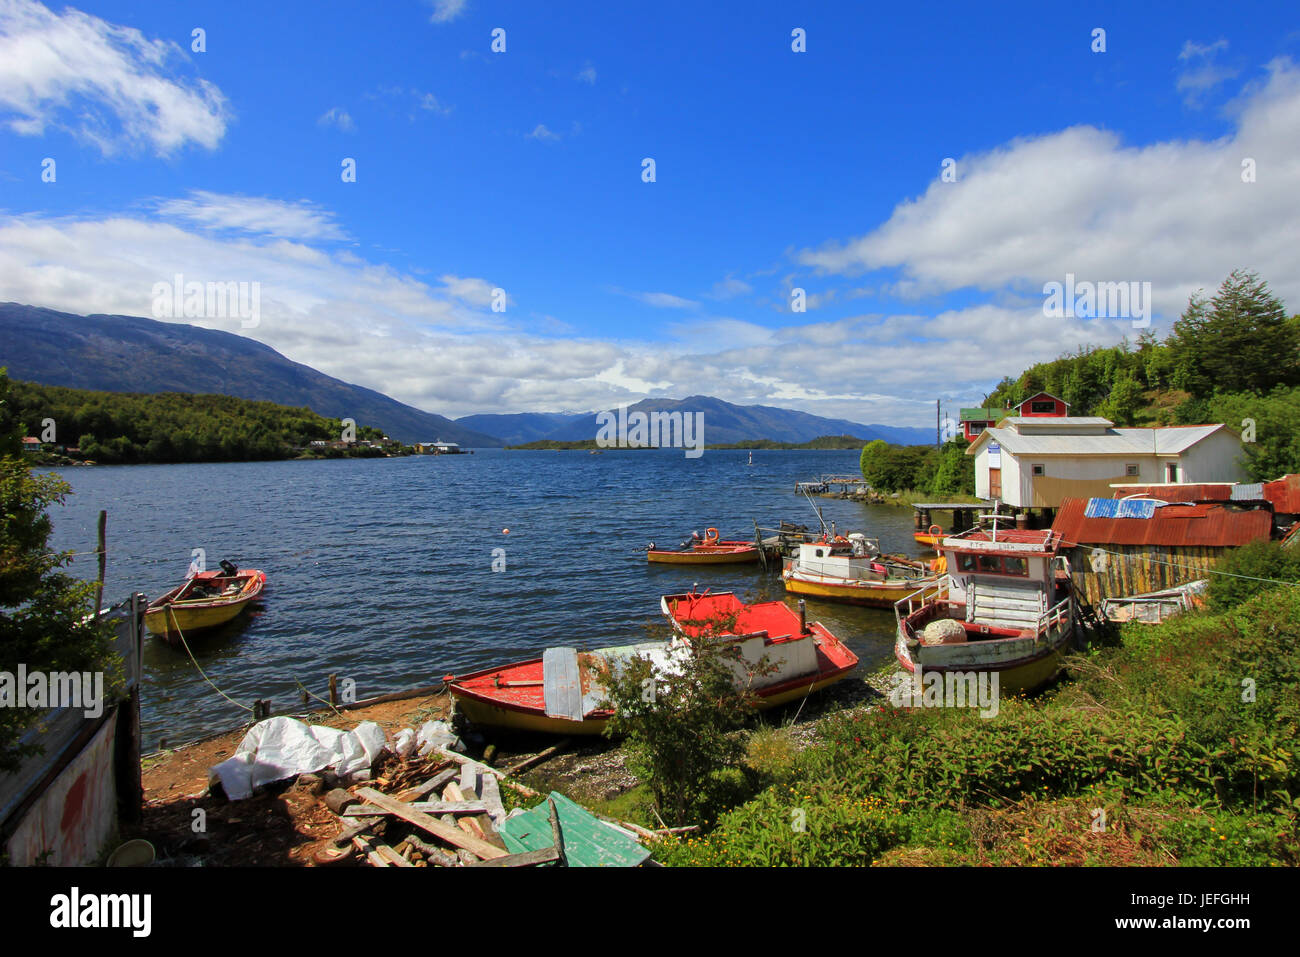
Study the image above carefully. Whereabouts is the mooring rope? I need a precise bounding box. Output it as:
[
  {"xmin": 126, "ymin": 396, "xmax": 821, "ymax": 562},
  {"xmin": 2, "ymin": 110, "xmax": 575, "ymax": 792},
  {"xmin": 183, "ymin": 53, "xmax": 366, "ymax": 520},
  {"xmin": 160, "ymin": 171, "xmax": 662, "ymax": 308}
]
[{"xmin": 169, "ymin": 606, "xmax": 254, "ymax": 714}]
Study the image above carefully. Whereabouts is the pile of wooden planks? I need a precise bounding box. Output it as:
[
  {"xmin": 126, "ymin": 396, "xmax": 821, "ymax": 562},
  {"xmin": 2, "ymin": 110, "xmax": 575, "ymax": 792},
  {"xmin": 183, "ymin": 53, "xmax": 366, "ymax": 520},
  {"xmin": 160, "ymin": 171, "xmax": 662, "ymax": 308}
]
[{"xmin": 315, "ymin": 749, "xmax": 566, "ymax": 867}]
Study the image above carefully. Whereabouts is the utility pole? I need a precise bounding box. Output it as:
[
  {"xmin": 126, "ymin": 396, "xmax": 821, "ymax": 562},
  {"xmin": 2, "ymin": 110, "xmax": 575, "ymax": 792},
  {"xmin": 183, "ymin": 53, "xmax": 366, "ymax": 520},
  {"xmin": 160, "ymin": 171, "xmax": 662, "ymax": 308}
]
[{"xmin": 936, "ymin": 399, "xmax": 941, "ymax": 448}]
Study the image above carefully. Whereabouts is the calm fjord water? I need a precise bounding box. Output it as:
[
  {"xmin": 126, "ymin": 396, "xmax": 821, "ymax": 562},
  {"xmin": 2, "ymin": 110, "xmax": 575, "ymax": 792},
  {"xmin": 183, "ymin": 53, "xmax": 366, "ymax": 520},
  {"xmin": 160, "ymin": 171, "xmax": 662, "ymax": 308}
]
[{"xmin": 47, "ymin": 449, "xmax": 922, "ymax": 747}]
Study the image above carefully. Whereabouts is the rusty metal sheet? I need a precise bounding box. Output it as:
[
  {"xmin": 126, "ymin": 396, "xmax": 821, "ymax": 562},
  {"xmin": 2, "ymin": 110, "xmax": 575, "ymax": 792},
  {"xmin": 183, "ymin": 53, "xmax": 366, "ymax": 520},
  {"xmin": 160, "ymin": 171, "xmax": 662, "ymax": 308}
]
[
  {"xmin": 1053, "ymin": 498, "xmax": 1272, "ymax": 547},
  {"xmin": 542, "ymin": 647, "xmax": 584, "ymax": 721}
]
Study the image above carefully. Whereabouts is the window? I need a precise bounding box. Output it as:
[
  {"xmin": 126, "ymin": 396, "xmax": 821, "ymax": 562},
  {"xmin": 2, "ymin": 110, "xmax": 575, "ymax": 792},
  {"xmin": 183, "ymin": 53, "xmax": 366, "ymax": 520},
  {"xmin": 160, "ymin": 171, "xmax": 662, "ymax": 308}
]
[
  {"xmin": 1032, "ymin": 464, "xmax": 1045, "ymax": 476},
  {"xmin": 1030, "ymin": 400, "xmax": 1056, "ymax": 414},
  {"xmin": 969, "ymin": 423, "xmax": 985, "ymax": 435},
  {"xmin": 1165, "ymin": 463, "xmax": 1179, "ymax": 482},
  {"xmin": 956, "ymin": 553, "xmax": 1030, "ymax": 576},
  {"xmin": 958, "ymin": 554, "xmax": 977, "ymax": 573},
  {"xmin": 1125, "ymin": 464, "xmax": 1140, "ymax": 477},
  {"xmin": 1002, "ymin": 557, "xmax": 1028, "ymax": 576}
]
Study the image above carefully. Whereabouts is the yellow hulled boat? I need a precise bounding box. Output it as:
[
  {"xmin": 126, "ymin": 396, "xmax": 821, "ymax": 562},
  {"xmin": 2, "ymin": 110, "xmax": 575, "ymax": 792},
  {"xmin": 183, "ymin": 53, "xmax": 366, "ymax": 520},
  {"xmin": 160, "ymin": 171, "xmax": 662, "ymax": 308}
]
[
  {"xmin": 781, "ymin": 534, "xmax": 939, "ymax": 607},
  {"xmin": 145, "ymin": 565, "xmax": 266, "ymax": 643}
]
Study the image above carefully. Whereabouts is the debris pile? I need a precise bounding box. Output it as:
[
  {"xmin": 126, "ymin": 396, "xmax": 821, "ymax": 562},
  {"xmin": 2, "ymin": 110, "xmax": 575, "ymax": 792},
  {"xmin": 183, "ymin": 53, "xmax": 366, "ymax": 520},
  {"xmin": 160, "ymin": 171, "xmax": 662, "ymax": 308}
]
[{"xmin": 210, "ymin": 716, "xmax": 653, "ymax": 867}]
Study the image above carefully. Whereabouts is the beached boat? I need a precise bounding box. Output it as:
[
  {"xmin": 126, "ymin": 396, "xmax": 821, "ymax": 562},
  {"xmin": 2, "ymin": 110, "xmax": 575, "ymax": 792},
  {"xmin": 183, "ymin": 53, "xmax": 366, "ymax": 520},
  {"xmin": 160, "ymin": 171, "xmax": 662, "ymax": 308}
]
[
  {"xmin": 1099, "ymin": 580, "xmax": 1208, "ymax": 624},
  {"xmin": 646, "ymin": 527, "xmax": 762, "ymax": 564},
  {"xmin": 782, "ymin": 533, "xmax": 939, "ymax": 606},
  {"xmin": 447, "ymin": 590, "xmax": 858, "ymax": 735},
  {"xmin": 145, "ymin": 563, "xmax": 267, "ymax": 643},
  {"xmin": 894, "ymin": 528, "xmax": 1073, "ymax": 696}
]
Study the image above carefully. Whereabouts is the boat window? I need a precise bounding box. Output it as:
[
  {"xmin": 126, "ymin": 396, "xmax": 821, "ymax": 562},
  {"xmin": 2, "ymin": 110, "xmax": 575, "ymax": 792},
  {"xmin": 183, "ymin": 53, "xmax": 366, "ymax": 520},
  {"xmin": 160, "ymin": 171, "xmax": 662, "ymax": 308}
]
[
  {"xmin": 958, "ymin": 553, "xmax": 977, "ymax": 573},
  {"xmin": 1002, "ymin": 557, "xmax": 1028, "ymax": 576},
  {"xmin": 815, "ymin": 548, "xmax": 824, "ymax": 558},
  {"xmin": 976, "ymin": 555, "xmax": 1001, "ymax": 573}
]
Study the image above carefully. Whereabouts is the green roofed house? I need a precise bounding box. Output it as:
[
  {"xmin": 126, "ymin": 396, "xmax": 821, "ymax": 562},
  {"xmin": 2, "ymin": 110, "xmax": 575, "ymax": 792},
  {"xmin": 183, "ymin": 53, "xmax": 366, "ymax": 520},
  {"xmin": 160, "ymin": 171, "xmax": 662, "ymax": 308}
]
[{"xmin": 960, "ymin": 408, "xmax": 1002, "ymax": 442}]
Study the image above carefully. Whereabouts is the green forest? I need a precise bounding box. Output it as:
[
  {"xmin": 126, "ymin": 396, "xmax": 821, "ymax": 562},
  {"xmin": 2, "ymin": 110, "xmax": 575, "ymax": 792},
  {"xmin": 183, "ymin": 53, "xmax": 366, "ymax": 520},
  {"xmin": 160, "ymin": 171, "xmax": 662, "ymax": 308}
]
[
  {"xmin": 862, "ymin": 269, "xmax": 1300, "ymax": 494},
  {"xmin": 3, "ymin": 374, "xmax": 392, "ymax": 465}
]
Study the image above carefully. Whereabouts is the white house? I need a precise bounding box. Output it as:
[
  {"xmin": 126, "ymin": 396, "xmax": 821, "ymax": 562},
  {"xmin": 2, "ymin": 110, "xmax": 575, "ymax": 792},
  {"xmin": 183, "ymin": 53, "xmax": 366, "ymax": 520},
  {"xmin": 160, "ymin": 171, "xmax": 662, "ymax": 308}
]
[{"xmin": 966, "ymin": 417, "xmax": 1249, "ymax": 508}]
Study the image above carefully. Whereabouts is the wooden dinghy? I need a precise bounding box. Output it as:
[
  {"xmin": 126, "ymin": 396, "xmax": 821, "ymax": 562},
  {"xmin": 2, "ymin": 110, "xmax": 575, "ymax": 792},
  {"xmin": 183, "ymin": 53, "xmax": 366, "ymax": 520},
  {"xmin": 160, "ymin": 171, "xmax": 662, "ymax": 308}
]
[
  {"xmin": 646, "ymin": 527, "xmax": 762, "ymax": 564},
  {"xmin": 145, "ymin": 562, "xmax": 267, "ymax": 643},
  {"xmin": 1100, "ymin": 580, "xmax": 1208, "ymax": 624},
  {"xmin": 447, "ymin": 590, "xmax": 858, "ymax": 735}
]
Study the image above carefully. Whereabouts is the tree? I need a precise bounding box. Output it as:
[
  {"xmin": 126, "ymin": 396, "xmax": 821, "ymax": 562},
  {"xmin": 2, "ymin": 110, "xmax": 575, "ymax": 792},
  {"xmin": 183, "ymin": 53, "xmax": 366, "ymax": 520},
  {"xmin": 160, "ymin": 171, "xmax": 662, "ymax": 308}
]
[
  {"xmin": 1169, "ymin": 270, "xmax": 1299, "ymax": 396},
  {"xmin": 599, "ymin": 609, "xmax": 765, "ymax": 826},
  {"xmin": 0, "ymin": 369, "xmax": 118, "ymax": 771}
]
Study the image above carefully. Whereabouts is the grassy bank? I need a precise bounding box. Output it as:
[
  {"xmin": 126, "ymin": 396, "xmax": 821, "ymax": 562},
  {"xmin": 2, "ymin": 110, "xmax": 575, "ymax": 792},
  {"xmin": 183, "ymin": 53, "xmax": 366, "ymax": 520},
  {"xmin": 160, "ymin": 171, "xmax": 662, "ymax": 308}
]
[{"xmin": 653, "ymin": 583, "xmax": 1300, "ymax": 866}]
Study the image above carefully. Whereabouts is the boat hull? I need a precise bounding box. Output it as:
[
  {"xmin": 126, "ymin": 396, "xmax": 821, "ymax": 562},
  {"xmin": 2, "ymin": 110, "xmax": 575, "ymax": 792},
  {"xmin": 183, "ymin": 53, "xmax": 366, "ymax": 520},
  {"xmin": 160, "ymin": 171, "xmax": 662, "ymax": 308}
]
[
  {"xmin": 783, "ymin": 571, "xmax": 937, "ymax": 607},
  {"xmin": 647, "ymin": 543, "xmax": 761, "ymax": 564},
  {"xmin": 145, "ymin": 570, "xmax": 266, "ymax": 643}
]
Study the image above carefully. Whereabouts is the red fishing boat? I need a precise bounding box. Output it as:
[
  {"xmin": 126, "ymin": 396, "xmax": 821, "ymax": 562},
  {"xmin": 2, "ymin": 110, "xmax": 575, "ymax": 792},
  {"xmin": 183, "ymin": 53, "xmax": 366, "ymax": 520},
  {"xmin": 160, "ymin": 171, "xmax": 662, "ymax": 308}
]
[{"xmin": 447, "ymin": 590, "xmax": 858, "ymax": 735}]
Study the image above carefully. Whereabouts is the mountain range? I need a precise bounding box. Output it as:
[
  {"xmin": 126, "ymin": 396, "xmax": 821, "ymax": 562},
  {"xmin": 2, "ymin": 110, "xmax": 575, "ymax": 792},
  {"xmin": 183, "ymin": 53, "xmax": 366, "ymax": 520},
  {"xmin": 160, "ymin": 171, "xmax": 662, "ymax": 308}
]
[
  {"xmin": 0, "ymin": 303, "xmax": 501, "ymax": 446},
  {"xmin": 0, "ymin": 303, "xmax": 931, "ymax": 447},
  {"xmin": 457, "ymin": 397, "xmax": 930, "ymax": 446}
]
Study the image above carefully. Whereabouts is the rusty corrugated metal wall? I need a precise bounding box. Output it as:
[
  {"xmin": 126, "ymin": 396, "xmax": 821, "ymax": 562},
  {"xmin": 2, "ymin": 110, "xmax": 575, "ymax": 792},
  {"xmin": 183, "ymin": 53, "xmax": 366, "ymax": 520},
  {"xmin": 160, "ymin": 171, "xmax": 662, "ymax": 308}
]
[{"xmin": 1065, "ymin": 545, "xmax": 1227, "ymax": 605}]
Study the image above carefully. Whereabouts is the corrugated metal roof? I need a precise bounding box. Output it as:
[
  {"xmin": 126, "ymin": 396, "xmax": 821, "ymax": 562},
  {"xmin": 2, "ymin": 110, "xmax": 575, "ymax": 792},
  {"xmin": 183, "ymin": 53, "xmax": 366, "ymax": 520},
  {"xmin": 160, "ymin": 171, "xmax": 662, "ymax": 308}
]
[
  {"xmin": 1084, "ymin": 498, "xmax": 1159, "ymax": 519},
  {"xmin": 1231, "ymin": 483, "xmax": 1265, "ymax": 502},
  {"xmin": 1110, "ymin": 483, "xmax": 1234, "ymax": 502},
  {"xmin": 1052, "ymin": 497, "xmax": 1272, "ymax": 547},
  {"xmin": 1113, "ymin": 425, "xmax": 1224, "ymax": 454},
  {"xmin": 960, "ymin": 407, "xmax": 1001, "ymax": 422},
  {"xmin": 976, "ymin": 424, "xmax": 1224, "ymax": 456},
  {"xmin": 1265, "ymin": 474, "xmax": 1300, "ymax": 513}
]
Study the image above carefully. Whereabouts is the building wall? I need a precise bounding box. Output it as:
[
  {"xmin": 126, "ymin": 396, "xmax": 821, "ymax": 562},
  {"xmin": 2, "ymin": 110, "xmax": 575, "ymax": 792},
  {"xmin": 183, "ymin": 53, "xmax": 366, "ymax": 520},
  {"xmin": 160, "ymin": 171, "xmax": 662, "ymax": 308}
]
[
  {"xmin": 1178, "ymin": 430, "xmax": 1250, "ymax": 483},
  {"xmin": 1064, "ymin": 544, "xmax": 1228, "ymax": 605}
]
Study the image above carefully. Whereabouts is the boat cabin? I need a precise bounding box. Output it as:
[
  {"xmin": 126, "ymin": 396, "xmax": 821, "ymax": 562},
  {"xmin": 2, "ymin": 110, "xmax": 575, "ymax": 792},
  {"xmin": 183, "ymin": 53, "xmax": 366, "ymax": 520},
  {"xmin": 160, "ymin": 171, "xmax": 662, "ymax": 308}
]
[{"xmin": 786, "ymin": 534, "xmax": 890, "ymax": 581}]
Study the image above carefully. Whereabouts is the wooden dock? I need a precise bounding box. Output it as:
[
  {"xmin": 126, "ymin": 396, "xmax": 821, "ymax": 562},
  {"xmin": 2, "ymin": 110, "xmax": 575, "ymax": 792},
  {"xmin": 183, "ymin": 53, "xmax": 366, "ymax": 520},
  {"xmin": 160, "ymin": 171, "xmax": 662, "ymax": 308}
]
[
  {"xmin": 911, "ymin": 502, "xmax": 998, "ymax": 532},
  {"xmin": 795, "ymin": 475, "xmax": 870, "ymax": 495}
]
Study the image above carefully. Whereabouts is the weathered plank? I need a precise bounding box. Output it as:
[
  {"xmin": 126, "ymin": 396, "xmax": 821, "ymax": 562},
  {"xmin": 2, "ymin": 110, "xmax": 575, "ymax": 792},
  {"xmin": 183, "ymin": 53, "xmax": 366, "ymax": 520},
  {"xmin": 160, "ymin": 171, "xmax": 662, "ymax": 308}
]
[
  {"xmin": 354, "ymin": 787, "xmax": 506, "ymax": 860},
  {"xmin": 466, "ymin": 846, "xmax": 560, "ymax": 868},
  {"xmin": 479, "ymin": 771, "xmax": 507, "ymax": 827},
  {"xmin": 394, "ymin": 766, "xmax": 458, "ymax": 803},
  {"xmin": 341, "ymin": 800, "xmax": 487, "ymax": 817},
  {"xmin": 438, "ymin": 747, "xmax": 541, "ymax": 799}
]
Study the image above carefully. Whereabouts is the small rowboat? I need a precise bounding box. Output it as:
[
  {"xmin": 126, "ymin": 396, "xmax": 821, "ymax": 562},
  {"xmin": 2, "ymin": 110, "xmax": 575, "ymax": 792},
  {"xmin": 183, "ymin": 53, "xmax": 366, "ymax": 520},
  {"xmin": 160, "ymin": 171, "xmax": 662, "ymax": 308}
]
[
  {"xmin": 646, "ymin": 527, "xmax": 762, "ymax": 564},
  {"xmin": 145, "ymin": 564, "xmax": 266, "ymax": 643},
  {"xmin": 447, "ymin": 590, "xmax": 858, "ymax": 735}
]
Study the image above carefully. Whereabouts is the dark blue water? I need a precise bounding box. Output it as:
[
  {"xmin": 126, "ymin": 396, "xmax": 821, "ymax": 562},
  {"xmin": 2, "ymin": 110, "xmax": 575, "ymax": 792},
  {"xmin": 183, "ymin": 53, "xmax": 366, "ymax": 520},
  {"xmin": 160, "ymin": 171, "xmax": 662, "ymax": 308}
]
[{"xmin": 45, "ymin": 449, "xmax": 922, "ymax": 747}]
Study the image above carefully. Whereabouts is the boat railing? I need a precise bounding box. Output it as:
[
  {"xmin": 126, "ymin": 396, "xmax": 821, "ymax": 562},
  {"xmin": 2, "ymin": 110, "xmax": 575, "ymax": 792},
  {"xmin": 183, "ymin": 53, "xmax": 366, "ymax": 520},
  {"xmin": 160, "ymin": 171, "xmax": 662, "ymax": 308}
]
[
  {"xmin": 894, "ymin": 578, "xmax": 952, "ymax": 635},
  {"xmin": 1037, "ymin": 594, "xmax": 1073, "ymax": 638}
]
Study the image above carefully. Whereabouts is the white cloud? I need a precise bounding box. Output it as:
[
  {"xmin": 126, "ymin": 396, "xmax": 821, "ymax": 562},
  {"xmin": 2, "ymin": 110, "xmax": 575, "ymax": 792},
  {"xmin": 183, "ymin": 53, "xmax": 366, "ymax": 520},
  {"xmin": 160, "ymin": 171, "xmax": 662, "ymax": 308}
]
[
  {"xmin": 527, "ymin": 123, "xmax": 560, "ymax": 142},
  {"xmin": 1177, "ymin": 38, "xmax": 1238, "ymax": 106},
  {"xmin": 707, "ymin": 277, "xmax": 752, "ymax": 299},
  {"xmin": 0, "ymin": 0, "xmax": 230, "ymax": 155},
  {"xmin": 317, "ymin": 106, "xmax": 355, "ymax": 131},
  {"xmin": 798, "ymin": 59, "xmax": 1300, "ymax": 321},
  {"xmin": 156, "ymin": 191, "xmax": 348, "ymax": 242},
  {"xmin": 427, "ymin": 0, "xmax": 467, "ymax": 24},
  {"xmin": 576, "ymin": 64, "xmax": 596, "ymax": 85}
]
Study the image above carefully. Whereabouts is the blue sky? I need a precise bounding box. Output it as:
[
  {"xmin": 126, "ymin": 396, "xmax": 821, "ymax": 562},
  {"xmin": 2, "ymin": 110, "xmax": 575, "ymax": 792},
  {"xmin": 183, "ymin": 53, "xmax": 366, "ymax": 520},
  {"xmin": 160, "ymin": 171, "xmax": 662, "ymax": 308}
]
[{"xmin": 1, "ymin": 0, "xmax": 1298, "ymax": 427}]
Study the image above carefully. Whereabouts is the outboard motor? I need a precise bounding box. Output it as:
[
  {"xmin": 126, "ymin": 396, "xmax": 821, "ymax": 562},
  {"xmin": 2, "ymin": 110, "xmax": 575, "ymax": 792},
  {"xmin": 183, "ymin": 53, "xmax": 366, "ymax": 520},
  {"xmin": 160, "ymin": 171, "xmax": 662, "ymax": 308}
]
[{"xmin": 219, "ymin": 559, "xmax": 239, "ymax": 577}]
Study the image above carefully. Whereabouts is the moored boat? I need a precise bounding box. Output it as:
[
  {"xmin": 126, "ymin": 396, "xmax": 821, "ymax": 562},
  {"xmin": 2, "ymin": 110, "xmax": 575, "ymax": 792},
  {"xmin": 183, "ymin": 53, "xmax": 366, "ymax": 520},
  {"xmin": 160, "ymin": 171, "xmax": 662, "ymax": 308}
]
[
  {"xmin": 782, "ymin": 533, "xmax": 939, "ymax": 606},
  {"xmin": 447, "ymin": 590, "xmax": 858, "ymax": 735},
  {"xmin": 646, "ymin": 527, "xmax": 762, "ymax": 564},
  {"xmin": 145, "ymin": 562, "xmax": 267, "ymax": 643},
  {"xmin": 894, "ymin": 528, "xmax": 1073, "ymax": 696}
]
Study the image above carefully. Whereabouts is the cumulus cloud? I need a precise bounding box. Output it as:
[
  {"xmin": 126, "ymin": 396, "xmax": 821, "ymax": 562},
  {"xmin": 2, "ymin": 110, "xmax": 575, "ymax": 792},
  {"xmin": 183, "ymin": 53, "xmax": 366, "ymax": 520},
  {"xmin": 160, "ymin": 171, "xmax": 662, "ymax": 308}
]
[
  {"xmin": 576, "ymin": 64, "xmax": 596, "ymax": 85},
  {"xmin": 0, "ymin": 0, "xmax": 230, "ymax": 155},
  {"xmin": 798, "ymin": 59, "xmax": 1300, "ymax": 322}
]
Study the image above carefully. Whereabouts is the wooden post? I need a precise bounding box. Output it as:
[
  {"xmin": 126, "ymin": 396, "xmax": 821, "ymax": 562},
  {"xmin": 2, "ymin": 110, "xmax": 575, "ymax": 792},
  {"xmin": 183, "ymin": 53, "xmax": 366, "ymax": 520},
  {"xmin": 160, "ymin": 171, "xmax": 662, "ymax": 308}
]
[
  {"xmin": 94, "ymin": 510, "xmax": 107, "ymax": 618},
  {"xmin": 548, "ymin": 797, "xmax": 567, "ymax": 866},
  {"xmin": 328, "ymin": 674, "xmax": 338, "ymax": 707}
]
